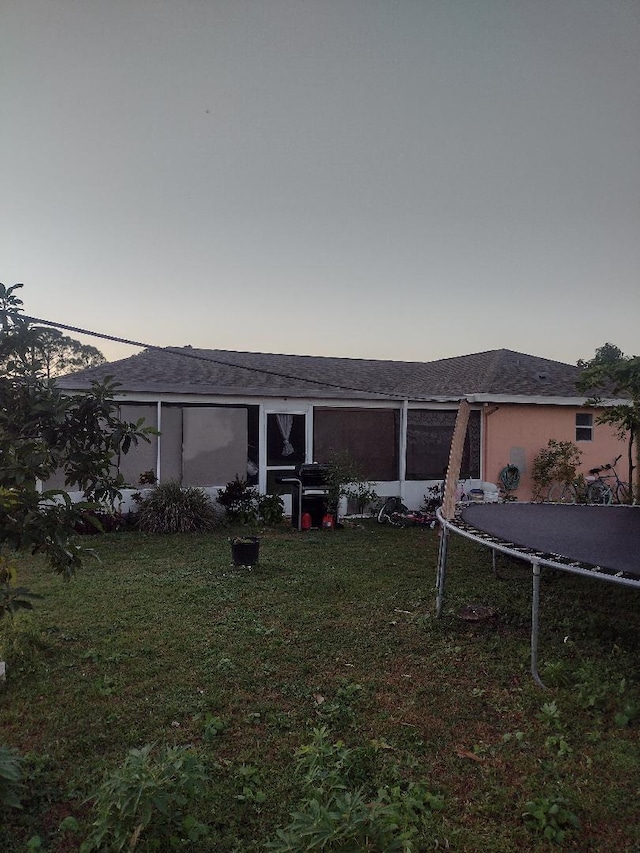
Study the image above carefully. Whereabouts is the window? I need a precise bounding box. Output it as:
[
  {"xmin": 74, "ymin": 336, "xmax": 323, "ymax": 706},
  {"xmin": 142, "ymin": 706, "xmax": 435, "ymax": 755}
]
[
  {"xmin": 576, "ymin": 412, "xmax": 593, "ymax": 442},
  {"xmin": 313, "ymin": 408, "xmax": 399, "ymax": 480},
  {"xmin": 406, "ymin": 410, "xmax": 480, "ymax": 480}
]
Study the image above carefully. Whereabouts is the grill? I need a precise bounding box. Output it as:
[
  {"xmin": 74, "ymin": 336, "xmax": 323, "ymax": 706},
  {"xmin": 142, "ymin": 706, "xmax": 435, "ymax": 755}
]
[
  {"xmin": 278, "ymin": 463, "xmax": 332, "ymax": 530},
  {"xmin": 297, "ymin": 462, "xmax": 331, "ymax": 488}
]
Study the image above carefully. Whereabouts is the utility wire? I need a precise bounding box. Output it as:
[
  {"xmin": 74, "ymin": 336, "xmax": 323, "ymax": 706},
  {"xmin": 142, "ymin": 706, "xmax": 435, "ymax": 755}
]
[{"xmin": 6, "ymin": 311, "xmax": 410, "ymax": 400}]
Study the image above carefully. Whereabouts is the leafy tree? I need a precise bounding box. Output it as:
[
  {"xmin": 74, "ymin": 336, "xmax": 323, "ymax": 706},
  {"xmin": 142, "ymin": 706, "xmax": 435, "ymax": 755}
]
[
  {"xmin": 0, "ymin": 282, "xmax": 151, "ymax": 579},
  {"xmin": 17, "ymin": 327, "xmax": 104, "ymax": 378},
  {"xmin": 0, "ymin": 292, "xmax": 105, "ymax": 378},
  {"xmin": 577, "ymin": 342, "xmax": 639, "ymax": 501}
]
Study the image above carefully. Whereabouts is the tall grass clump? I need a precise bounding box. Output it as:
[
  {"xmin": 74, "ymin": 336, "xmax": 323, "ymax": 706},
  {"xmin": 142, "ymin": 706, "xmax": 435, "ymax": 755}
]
[
  {"xmin": 82, "ymin": 744, "xmax": 209, "ymax": 851},
  {"xmin": 135, "ymin": 481, "xmax": 219, "ymax": 533}
]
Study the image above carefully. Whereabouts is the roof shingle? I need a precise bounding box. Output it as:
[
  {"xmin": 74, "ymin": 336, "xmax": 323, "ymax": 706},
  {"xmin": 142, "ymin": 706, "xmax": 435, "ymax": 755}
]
[{"xmin": 57, "ymin": 347, "xmax": 584, "ymax": 401}]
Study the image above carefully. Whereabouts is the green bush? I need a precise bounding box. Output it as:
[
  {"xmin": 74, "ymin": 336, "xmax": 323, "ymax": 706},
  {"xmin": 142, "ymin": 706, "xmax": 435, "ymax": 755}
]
[
  {"xmin": 217, "ymin": 478, "xmax": 285, "ymax": 526},
  {"xmin": 135, "ymin": 481, "xmax": 219, "ymax": 533},
  {"xmin": 258, "ymin": 493, "xmax": 285, "ymax": 526},
  {"xmin": 216, "ymin": 477, "xmax": 259, "ymax": 524},
  {"xmin": 81, "ymin": 744, "xmax": 209, "ymax": 851},
  {"xmin": 531, "ymin": 440, "xmax": 582, "ymax": 500}
]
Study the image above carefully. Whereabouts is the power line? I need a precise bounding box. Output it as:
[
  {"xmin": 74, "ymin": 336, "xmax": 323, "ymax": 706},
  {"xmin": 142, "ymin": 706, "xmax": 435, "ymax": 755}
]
[{"xmin": 6, "ymin": 311, "xmax": 406, "ymax": 400}]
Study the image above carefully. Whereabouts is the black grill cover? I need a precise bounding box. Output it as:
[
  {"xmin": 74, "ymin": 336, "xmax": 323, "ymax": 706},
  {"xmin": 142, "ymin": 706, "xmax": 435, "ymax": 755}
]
[{"xmin": 297, "ymin": 463, "xmax": 330, "ymax": 487}]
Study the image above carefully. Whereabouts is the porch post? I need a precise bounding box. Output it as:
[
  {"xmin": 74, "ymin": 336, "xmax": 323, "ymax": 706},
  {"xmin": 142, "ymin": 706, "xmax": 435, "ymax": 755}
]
[
  {"xmin": 156, "ymin": 401, "xmax": 162, "ymax": 483},
  {"xmin": 258, "ymin": 404, "xmax": 267, "ymax": 494},
  {"xmin": 435, "ymin": 523, "xmax": 449, "ymax": 617},
  {"xmin": 531, "ymin": 562, "xmax": 546, "ymax": 688},
  {"xmin": 399, "ymin": 399, "xmax": 408, "ymax": 499}
]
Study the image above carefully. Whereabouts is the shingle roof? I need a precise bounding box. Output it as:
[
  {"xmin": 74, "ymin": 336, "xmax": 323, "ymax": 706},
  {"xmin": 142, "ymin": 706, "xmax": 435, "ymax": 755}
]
[{"xmin": 57, "ymin": 347, "xmax": 586, "ymax": 401}]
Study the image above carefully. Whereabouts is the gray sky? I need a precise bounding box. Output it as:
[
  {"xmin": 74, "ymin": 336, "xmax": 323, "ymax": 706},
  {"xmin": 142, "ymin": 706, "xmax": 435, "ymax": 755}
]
[{"xmin": 2, "ymin": 0, "xmax": 638, "ymax": 366}]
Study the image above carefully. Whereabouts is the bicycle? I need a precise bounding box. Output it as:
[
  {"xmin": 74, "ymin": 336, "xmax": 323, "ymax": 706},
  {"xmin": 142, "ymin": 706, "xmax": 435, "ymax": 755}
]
[
  {"xmin": 586, "ymin": 454, "xmax": 631, "ymax": 504},
  {"xmin": 548, "ymin": 455, "xmax": 630, "ymax": 505},
  {"xmin": 376, "ymin": 496, "xmax": 437, "ymax": 527}
]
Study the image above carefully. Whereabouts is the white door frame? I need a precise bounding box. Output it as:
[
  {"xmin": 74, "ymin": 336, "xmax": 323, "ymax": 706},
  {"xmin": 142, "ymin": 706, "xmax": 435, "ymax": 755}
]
[{"xmin": 259, "ymin": 404, "xmax": 314, "ymax": 495}]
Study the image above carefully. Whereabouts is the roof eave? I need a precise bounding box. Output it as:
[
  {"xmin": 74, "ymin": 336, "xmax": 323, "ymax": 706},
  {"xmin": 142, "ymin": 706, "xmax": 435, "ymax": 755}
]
[{"xmin": 466, "ymin": 393, "xmax": 630, "ymax": 406}]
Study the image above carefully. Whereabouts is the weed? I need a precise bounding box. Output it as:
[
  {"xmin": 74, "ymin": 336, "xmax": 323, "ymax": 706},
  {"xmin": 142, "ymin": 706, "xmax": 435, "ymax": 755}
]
[
  {"xmin": 522, "ymin": 795, "xmax": 580, "ymax": 844},
  {"xmin": 234, "ymin": 764, "xmax": 267, "ymax": 807},
  {"xmin": 202, "ymin": 714, "xmax": 227, "ymax": 741},
  {"xmin": 537, "ymin": 701, "xmax": 572, "ymax": 758},
  {"xmin": 81, "ymin": 743, "xmax": 208, "ymax": 851},
  {"xmin": 268, "ymin": 727, "xmax": 444, "ymax": 851},
  {"xmin": 314, "ymin": 681, "xmax": 363, "ymax": 726}
]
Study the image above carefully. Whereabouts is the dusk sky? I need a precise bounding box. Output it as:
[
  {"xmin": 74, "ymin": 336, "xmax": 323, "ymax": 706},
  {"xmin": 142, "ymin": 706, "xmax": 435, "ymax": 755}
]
[{"xmin": 2, "ymin": 0, "xmax": 638, "ymax": 367}]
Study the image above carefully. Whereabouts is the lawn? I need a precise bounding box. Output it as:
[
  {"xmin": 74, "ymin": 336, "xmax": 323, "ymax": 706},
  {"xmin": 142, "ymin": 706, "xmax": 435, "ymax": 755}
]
[{"xmin": 1, "ymin": 521, "xmax": 639, "ymax": 851}]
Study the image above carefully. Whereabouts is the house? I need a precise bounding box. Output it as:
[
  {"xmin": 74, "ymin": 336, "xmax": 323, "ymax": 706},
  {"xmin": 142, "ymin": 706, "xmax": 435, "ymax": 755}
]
[{"xmin": 56, "ymin": 347, "xmax": 629, "ymax": 508}]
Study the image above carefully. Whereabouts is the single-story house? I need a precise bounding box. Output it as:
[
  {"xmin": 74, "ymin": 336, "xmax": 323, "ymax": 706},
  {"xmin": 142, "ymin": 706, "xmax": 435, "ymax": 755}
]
[{"xmin": 57, "ymin": 347, "xmax": 629, "ymax": 510}]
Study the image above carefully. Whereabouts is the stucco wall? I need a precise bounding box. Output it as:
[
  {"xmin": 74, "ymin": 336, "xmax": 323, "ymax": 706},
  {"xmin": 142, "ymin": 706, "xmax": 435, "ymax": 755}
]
[{"xmin": 483, "ymin": 403, "xmax": 628, "ymax": 500}]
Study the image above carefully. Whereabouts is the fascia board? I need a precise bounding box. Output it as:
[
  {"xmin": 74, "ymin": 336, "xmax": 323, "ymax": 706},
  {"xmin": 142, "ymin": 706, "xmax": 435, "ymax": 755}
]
[{"xmin": 465, "ymin": 394, "xmax": 630, "ymax": 406}]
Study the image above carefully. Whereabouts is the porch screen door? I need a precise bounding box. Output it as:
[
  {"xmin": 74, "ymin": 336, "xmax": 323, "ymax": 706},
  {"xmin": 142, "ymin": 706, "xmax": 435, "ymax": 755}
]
[{"xmin": 265, "ymin": 412, "xmax": 307, "ymax": 500}]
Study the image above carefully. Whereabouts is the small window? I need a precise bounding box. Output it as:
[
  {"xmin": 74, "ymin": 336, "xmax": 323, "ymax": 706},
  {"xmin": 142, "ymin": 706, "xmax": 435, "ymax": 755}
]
[{"xmin": 576, "ymin": 413, "xmax": 593, "ymax": 442}]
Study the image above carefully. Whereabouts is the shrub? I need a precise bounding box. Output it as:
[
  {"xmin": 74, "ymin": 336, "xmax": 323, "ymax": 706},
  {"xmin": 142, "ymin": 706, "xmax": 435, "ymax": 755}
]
[
  {"xmin": 531, "ymin": 440, "xmax": 582, "ymax": 500},
  {"xmin": 73, "ymin": 507, "xmax": 125, "ymax": 535},
  {"xmin": 135, "ymin": 481, "xmax": 218, "ymax": 533},
  {"xmin": 420, "ymin": 484, "xmax": 443, "ymax": 515},
  {"xmin": 344, "ymin": 481, "xmax": 379, "ymax": 516},
  {"xmin": 81, "ymin": 744, "xmax": 209, "ymax": 852},
  {"xmin": 325, "ymin": 451, "xmax": 379, "ymax": 516},
  {"xmin": 216, "ymin": 477, "xmax": 259, "ymax": 524},
  {"xmin": 258, "ymin": 493, "xmax": 285, "ymax": 526}
]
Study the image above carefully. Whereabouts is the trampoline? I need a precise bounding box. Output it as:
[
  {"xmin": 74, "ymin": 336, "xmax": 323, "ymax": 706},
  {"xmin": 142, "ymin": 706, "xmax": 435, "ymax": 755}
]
[{"xmin": 436, "ymin": 502, "xmax": 640, "ymax": 686}]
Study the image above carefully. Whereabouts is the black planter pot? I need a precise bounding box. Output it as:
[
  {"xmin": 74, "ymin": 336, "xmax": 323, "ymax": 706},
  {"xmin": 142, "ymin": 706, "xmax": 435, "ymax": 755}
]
[{"xmin": 230, "ymin": 537, "xmax": 260, "ymax": 566}]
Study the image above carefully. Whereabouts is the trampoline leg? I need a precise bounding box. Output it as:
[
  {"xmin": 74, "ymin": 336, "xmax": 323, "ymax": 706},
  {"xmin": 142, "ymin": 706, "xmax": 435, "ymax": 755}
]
[
  {"xmin": 436, "ymin": 526, "xmax": 449, "ymax": 618},
  {"xmin": 531, "ymin": 562, "xmax": 546, "ymax": 688}
]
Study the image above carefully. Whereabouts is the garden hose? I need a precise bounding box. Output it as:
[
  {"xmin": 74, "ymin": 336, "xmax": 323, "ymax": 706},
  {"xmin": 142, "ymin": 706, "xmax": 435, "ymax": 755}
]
[{"xmin": 499, "ymin": 464, "xmax": 521, "ymax": 492}]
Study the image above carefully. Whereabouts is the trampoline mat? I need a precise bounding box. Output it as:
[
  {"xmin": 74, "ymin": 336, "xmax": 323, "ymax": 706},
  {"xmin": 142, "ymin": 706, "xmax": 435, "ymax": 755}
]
[{"xmin": 460, "ymin": 503, "xmax": 640, "ymax": 577}]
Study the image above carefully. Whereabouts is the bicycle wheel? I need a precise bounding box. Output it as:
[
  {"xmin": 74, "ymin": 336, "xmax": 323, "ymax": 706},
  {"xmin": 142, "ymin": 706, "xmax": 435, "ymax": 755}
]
[
  {"xmin": 615, "ymin": 482, "xmax": 632, "ymax": 504},
  {"xmin": 377, "ymin": 499, "xmax": 393, "ymax": 524},
  {"xmin": 559, "ymin": 484, "xmax": 577, "ymax": 504},
  {"xmin": 546, "ymin": 483, "xmax": 563, "ymax": 502},
  {"xmin": 586, "ymin": 481, "xmax": 612, "ymax": 505},
  {"xmin": 377, "ymin": 497, "xmax": 406, "ymax": 524},
  {"xmin": 547, "ymin": 483, "xmax": 575, "ymax": 503}
]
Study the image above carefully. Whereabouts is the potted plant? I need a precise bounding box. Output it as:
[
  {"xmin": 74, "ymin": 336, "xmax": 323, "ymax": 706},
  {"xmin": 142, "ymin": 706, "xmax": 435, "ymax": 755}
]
[{"xmin": 230, "ymin": 536, "xmax": 260, "ymax": 567}]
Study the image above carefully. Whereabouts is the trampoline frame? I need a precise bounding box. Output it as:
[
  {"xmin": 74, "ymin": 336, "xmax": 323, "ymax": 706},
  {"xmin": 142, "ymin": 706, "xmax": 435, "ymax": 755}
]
[{"xmin": 436, "ymin": 504, "xmax": 640, "ymax": 687}]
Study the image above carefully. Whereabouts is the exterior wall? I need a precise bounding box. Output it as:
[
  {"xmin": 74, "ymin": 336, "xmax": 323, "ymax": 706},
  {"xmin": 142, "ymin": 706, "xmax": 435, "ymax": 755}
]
[
  {"xmin": 483, "ymin": 403, "xmax": 628, "ymax": 501},
  {"xmin": 102, "ymin": 394, "xmax": 630, "ymax": 510}
]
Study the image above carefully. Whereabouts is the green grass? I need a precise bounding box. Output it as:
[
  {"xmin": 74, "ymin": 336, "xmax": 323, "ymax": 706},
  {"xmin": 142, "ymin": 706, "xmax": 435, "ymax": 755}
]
[{"xmin": 1, "ymin": 521, "xmax": 640, "ymax": 850}]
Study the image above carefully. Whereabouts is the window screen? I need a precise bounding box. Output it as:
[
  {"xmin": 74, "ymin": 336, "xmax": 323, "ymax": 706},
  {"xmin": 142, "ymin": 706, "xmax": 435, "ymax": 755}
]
[
  {"xmin": 406, "ymin": 409, "xmax": 480, "ymax": 480},
  {"xmin": 313, "ymin": 408, "xmax": 399, "ymax": 480}
]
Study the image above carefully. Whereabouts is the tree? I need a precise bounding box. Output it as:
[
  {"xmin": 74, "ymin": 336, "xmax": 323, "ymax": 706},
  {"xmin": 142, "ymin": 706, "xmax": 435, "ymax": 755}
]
[
  {"xmin": 577, "ymin": 342, "xmax": 639, "ymax": 502},
  {"xmin": 0, "ymin": 282, "xmax": 152, "ymax": 579},
  {"xmin": 0, "ymin": 316, "xmax": 105, "ymax": 379}
]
